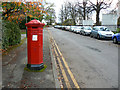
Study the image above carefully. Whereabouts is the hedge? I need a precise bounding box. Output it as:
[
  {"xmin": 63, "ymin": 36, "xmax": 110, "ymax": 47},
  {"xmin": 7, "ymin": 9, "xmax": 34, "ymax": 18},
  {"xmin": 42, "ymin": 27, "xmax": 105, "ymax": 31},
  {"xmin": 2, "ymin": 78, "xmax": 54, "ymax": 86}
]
[{"xmin": 2, "ymin": 20, "xmax": 21, "ymax": 50}]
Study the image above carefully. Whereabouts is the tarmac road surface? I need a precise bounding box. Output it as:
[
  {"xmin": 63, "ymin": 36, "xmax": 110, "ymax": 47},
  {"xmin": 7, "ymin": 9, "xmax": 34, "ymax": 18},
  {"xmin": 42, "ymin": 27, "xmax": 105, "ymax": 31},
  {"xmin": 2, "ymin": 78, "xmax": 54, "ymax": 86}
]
[{"xmin": 49, "ymin": 27, "xmax": 119, "ymax": 88}]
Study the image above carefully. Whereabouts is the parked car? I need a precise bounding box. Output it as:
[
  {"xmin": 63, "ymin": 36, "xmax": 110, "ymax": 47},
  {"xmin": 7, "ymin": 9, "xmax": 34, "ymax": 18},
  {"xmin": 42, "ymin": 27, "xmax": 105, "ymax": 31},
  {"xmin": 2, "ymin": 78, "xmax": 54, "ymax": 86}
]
[
  {"xmin": 54, "ymin": 25, "xmax": 58, "ymax": 28},
  {"xmin": 80, "ymin": 26, "xmax": 92, "ymax": 35},
  {"xmin": 65, "ymin": 26, "xmax": 71, "ymax": 31},
  {"xmin": 61, "ymin": 26, "xmax": 66, "ymax": 30},
  {"xmin": 69, "ymin": 26, "xmax": 76, "ymax": 32},
  {"xmin": 112, "ymin": 33, "xmax": 120, "ymax": 44},
  {"xmin": 90, "ymin": 26, "xmax": 114, "ymax": 39},
  {"xmin": 54, "ymin": 25, "xmax": 60, "ymax": 28},
  {"xmin": 74, "ymin": 26, "xmax": 84, "ymax": 34}
]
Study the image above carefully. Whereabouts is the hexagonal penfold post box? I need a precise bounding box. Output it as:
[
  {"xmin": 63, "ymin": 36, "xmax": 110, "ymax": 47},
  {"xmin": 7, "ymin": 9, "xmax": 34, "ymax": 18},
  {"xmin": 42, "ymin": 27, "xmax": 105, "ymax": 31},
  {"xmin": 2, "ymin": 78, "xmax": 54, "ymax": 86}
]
[{"xmin": 25, "ymin": 19, "xmax": 45, "ymax": 70}]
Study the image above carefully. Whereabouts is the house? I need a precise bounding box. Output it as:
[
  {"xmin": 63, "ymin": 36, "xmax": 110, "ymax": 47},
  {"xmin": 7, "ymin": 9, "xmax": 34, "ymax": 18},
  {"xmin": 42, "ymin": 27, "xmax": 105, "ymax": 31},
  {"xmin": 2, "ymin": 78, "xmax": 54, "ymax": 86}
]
[
  {"xmin": 102, "ymin": 14, "xmax": 118, "ymax": 31},
  {"xmin": 117, "ymin": 0, "xmax": 120, "ymax": 17}
]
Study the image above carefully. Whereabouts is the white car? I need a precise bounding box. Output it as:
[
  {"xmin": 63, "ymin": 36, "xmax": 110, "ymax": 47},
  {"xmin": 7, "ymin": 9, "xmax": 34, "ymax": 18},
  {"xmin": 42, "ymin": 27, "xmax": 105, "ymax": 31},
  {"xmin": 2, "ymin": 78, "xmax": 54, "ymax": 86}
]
[
  {"xmin": 74, "ymin": 26, "xmax": 84, "ymax": 33},
  {"xmin": 80, "ymin": 26, "xmax": 92, "ymax": 35},
  {"xmin": 70, "ymin": 26, "xmax": 77, "ymax": 32},
  {"xmin": 65, "ymin": 26, "xmax": 71, "ymax": 31}
]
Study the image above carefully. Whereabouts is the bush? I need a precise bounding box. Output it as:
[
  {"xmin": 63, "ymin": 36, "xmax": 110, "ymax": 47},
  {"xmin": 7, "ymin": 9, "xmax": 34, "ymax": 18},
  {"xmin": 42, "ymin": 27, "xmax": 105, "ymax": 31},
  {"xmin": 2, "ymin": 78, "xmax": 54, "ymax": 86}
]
[
  {"xmin": 117, "ymin": 28, "xmax": 120, "ymax": 33},
  {"xmin": 2, "ymin": 20, "xmax": 21, "ymax": 50},
  {"xmin": 62, "ymin": 19, "xmax": 75, "ymax": 26},
  {"xmin": 117, "ymin": 16, "xmax": 120, "ymax": 27},
  {"xmin": 19, "ymin": 19, "xmax": 26, "ymax": 29},
  {"xmin": 19, "ymin": 16, "xmax": 39, "ymax": 29}
]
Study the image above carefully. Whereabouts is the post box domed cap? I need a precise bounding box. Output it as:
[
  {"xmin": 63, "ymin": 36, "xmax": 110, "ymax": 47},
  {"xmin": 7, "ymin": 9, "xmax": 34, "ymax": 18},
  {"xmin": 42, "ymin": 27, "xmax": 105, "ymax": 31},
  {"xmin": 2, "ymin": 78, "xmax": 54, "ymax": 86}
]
[{"xmin": 25, "ymin": 19, "xmax": 45, "ymax": 27}]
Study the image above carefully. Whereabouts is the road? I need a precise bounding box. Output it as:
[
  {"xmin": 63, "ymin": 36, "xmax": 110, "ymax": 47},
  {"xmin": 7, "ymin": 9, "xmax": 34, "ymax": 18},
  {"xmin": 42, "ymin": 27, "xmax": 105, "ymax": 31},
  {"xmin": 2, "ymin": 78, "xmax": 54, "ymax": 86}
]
[{"xmin": 48, "ymin": 27, "xmax": 118, "ymax": 88}]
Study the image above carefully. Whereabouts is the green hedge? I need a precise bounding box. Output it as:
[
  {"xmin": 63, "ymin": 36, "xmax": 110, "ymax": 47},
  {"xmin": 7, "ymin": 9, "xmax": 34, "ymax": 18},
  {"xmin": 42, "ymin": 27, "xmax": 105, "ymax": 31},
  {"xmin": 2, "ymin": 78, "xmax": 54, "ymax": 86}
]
[{"xmin": 2, "ymin": 20, "xmax": 21, "ymax": 50}]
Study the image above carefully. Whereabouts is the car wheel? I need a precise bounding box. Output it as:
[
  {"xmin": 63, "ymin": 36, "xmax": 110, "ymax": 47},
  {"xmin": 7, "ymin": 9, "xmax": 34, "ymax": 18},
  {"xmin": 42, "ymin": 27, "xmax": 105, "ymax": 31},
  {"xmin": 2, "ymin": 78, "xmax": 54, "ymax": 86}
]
[
  {"xmin": 113, "ymin": 37, "xmax": 118, "ymax": 44},
  {"xmin": 80, "ymin": 32, "xmax": 82, "ymax": 35},
  {"xmin": 84, "ymin": 32, "xmax": 86, "ymax": 36},
  {"xmin": 97, "ymin": 34, "xmax": 100, "ymax": 39},
  {"xmin": 90, "ymin": 33, "xmax": 93, "ymax": 38}
]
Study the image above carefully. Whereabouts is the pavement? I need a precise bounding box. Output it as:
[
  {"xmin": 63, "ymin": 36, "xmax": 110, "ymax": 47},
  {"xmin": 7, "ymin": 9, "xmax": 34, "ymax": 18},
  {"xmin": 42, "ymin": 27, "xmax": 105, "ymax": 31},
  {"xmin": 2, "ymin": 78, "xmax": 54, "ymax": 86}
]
[
  {"xmin": 0, "ymin": 19, "xmax": 2, "ymax": 90},
  {"xmin": 0, "ymin": 54, "xmax": 2, "ymax": 90},
  {"xmin": 2, "ymin": 29, "xmax": 57, "ymax": 89}
]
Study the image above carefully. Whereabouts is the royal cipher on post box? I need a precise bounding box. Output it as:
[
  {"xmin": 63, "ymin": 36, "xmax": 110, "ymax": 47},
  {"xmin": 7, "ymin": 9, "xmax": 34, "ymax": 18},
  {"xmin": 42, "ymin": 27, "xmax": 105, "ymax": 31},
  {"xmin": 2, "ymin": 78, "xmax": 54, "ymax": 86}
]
[{"xmin": 25, "ymin": 19, "xmax": 45, "ymax": 70}]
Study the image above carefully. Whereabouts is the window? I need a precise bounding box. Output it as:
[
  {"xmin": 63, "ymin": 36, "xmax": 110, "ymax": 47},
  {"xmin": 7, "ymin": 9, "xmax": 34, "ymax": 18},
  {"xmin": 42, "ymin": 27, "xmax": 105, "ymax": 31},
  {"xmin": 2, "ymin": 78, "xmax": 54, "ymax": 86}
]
[{"xmin": 93, "ymin": 27, "xmax": 96, "ymax": 30}]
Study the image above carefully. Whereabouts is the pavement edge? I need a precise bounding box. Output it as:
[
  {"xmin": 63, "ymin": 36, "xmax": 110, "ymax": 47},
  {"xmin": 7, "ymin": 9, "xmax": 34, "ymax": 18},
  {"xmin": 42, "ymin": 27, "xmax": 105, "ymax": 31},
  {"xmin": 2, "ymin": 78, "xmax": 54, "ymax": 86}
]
[{"xmin": 48, "ymin": 29, "xmax": 61, "ymax": 89}]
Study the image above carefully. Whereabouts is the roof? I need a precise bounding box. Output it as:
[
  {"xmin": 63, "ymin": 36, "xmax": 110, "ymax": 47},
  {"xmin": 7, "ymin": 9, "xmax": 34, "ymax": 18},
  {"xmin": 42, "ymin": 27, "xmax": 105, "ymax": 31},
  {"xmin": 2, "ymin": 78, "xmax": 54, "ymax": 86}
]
[{"xmin": 25, "ymin": 19, "xmax": 45, "ymax": 27}]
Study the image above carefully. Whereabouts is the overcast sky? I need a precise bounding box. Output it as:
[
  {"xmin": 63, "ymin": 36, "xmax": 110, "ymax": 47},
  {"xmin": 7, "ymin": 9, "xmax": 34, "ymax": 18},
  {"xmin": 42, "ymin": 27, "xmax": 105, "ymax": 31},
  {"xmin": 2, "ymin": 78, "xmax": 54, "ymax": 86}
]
[{"xmin": 46, "ymin": 0, "xmax": 118, "ymax": 23}]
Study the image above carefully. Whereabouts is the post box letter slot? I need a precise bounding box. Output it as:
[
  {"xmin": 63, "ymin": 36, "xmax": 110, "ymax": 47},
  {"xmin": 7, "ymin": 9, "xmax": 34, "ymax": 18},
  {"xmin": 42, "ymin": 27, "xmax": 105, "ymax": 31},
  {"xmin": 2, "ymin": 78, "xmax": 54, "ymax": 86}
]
[
  {"xmin": 32, "ymin": 35, "xmax": 38, "ymax": 41},
  {"xmin": 32, "ymin": 27, "xmax": 38, "ymax": 29}
]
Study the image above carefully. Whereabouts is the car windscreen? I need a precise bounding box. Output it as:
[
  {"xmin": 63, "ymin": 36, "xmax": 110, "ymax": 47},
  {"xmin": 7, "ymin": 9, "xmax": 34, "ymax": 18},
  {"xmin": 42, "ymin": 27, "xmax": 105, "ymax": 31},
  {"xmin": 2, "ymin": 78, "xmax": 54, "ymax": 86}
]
[
  {"xmin": 84, "ymin": 27, "xmax": 92, "ymax": 30},
  {"xmin": 71, "ymin": 27, "xmax": 76, "ymax": 28},
  {"xmin": 100, "ymin": 27, "xmax": 110, "ymax": 31},
  {"xmin": 77, "ymin": 27, "xmax": 83, "ymax": 29}
]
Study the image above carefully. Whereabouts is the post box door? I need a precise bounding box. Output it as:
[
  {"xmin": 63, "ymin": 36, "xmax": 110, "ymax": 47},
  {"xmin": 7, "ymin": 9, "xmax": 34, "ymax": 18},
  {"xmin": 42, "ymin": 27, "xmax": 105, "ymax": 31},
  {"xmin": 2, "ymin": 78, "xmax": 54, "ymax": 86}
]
[{"xmin": 28, "ymin": 29, "xmax": 43, "ymax": 64}]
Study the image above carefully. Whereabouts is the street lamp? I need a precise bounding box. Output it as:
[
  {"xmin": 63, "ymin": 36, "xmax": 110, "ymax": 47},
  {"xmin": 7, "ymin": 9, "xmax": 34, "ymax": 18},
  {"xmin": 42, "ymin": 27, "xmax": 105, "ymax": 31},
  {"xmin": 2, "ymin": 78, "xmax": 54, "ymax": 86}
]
[{"xmin": 25, "ymin": 12, "xmax": 27, "ymax": 38}]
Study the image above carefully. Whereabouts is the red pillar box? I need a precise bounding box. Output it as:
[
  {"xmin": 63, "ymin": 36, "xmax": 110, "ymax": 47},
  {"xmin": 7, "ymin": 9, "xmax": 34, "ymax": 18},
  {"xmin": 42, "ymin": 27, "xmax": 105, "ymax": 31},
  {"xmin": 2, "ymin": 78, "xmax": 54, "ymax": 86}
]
[{"xmin": 25, "ymin": 19, "xmax": 45, "ymax": 70}]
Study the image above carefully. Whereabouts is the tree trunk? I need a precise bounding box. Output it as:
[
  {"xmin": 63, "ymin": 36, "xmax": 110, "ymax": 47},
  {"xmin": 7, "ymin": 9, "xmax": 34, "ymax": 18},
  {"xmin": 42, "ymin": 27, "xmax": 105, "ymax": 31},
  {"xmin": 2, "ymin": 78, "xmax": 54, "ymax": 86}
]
[
  {"xmin": 96, "ymin": 10, "xmax": 100, "ymax": 26},
  {"xmin": 65, "ymin": 16, "xmax": 67, "ymax": 20},
  {"xmin": 73, "ymin": 18, "xmax": 76, "ymax": 25},
  {"xmin": 50, "ymin": 19, "xmax": 52, "ymax": 25},
  {"xmin": 83, "ymin": 7, "xmax": 86, "ymax": 20},
  {"xmin": 83, "ymin": 1, "xmax": 86, "ymax": 20}
]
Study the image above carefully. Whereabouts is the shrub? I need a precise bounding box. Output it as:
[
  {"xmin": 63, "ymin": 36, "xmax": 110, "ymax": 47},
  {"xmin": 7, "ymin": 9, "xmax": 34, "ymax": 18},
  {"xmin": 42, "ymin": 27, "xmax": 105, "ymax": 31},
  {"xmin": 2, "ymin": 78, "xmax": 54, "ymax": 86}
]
[
  {"xmin": 19, "ymin": 19, "xmax": 26, "ymax": 29},
  {"xmin": 62, "ymin": 19, "xmax": 75, "ymax": 26},
  {"xmin": 19, "ymin": 16, "xmax": 39, "ymax": 29},
  {"xmin": 117, "ymin": 16, "xmax": 120, "ymax": 27},
  {"xmin": 117, "ymin": 28, "xmax": 120, "ymax": 33},
  {"xmin": 2, "ymin": 20, "xmax": 21, "ymax": 50}
]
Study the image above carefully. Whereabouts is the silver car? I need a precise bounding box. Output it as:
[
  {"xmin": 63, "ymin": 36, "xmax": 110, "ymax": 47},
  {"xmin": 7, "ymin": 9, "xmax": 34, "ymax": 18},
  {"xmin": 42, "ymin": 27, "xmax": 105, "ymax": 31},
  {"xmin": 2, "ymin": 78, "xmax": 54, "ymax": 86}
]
[
  {"xmin": 80, "ymin": 26, "xmax": 92, "ymax": 35},
  {"xmin": 70, "ymin": 26, "xmax": 76, "ymax": 32},
  {"xmin": 74, "ymin": 26, "xmax": 84, "ymax": 34},
  {"xmin": 90, "ymin": 26, "xmax": 114, "ymax": 39},
  {"xmin": 65, "ymin": 26, "xmax": 71, "ymax": 31}
]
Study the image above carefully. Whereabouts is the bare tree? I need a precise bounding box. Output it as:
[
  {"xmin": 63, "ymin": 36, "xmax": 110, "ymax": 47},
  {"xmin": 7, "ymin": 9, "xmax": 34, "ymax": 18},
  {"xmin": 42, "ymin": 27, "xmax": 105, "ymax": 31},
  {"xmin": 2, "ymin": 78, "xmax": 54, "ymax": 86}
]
[
  {"xmin": 64, "ymin": 3, "xmax": 69, "ymax": 20},
  {"xmin": 59, "ymin": 1, "xmax": 91, "ymax": 25},
  {"xmin": 76, "ymin": 0, "xmax": 92, "ymax": 20},
  {"xmin": 59, "ymin": 5, "xmax": 64, "ymax": 23},
  {"xmin": 88, "ymin": 0, "xmax": 112, "ymax": 25},
  {"xmin": 45, "ymin": 3, "xmax": 56, "ymax": 25},
  {"xmin": 59, "ymin": 2, "xmax": 77, "ymax": 25},
  {"xmin": 67, "ymin": 2, "xmax": 78, "ymax": 25}
]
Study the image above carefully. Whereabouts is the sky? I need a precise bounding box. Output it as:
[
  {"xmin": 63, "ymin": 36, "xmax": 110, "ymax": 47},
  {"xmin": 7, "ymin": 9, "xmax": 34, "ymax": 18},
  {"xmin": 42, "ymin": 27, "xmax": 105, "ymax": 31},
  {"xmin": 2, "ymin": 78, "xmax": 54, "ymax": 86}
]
[{"xmin": 46, "ymin": 0, "xmax": 118, "ymax": 23}]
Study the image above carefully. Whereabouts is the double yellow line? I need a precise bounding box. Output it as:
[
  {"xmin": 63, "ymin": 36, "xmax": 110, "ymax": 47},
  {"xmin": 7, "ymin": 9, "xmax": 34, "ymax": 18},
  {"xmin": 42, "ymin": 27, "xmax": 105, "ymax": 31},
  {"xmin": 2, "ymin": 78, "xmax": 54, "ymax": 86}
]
[{"xmin": 48, "ymin": 30, "xmax": 80, "ymax": 89}]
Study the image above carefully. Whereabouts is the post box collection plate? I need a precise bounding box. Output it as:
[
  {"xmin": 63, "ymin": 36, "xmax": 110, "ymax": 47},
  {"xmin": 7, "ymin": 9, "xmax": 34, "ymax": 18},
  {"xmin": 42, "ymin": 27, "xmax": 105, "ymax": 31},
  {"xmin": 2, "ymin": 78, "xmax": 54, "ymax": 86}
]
[{"xmin": 32, "ymin": 35, "xmax": 38, "ymax": 41}]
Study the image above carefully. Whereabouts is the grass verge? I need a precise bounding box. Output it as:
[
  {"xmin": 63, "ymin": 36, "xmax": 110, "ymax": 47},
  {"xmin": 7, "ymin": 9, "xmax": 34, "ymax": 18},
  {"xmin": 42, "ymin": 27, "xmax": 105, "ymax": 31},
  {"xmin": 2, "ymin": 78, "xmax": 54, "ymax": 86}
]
[
  {"xmin": 24, "ymin": 64, "xmax": 47, "ymax": 72},
  {"xmin": 21, "ymin": 31, "xmax": 26, "ymax": 34},
  {"xmin": 2, "ymin": 37, "xmax": 26, "ymax": 56}
]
